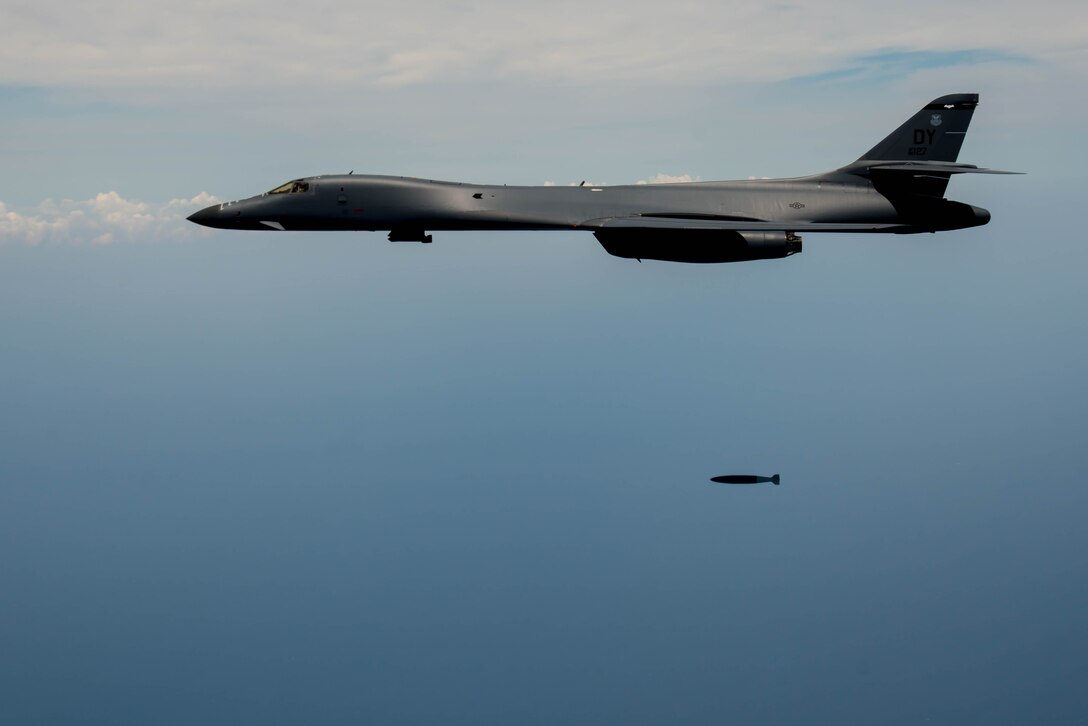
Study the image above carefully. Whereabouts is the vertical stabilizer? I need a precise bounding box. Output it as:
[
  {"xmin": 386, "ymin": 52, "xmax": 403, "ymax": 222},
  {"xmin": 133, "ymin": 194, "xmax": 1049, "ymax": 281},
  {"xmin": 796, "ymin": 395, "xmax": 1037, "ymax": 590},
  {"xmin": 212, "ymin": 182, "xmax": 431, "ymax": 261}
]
[{"xmin": 858, "ymin": 94, "xmax": 978, "ymax": 163}]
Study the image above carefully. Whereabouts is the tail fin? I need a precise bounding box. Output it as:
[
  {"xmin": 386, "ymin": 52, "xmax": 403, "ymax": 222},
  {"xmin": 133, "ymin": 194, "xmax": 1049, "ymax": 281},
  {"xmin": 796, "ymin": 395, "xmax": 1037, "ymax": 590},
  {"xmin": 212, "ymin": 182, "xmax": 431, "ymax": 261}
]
[
  {"xmin": 858, "ymin": 94, "xmax": 978, "ymax": 163},
  {"xmin": 771, "ymin": 474, "xmax": 780, "ymax": 486}
]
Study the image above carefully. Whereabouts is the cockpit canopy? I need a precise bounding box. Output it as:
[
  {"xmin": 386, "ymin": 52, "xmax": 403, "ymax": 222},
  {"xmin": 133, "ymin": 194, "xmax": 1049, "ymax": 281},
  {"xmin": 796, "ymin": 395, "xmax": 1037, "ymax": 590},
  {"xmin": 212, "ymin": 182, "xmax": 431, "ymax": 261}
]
[{"xmin": 268, "ymin": 179, "xmax": 310, "ymax": 194}]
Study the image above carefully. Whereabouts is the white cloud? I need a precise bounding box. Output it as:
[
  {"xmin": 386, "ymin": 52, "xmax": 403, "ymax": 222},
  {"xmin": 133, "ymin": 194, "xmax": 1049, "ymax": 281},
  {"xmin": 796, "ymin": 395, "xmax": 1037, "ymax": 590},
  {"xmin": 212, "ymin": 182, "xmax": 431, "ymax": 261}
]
[
  {"xmin": 0, "ymin": 0, "xmax": 1083, "ymax": 94},
  {"xmin": 636, "ymin": 173, "xmax": 702, "ymax": 185},
  {"xmin": 0, "ymin": 192, "xmax": 220, "ymax": 246}
]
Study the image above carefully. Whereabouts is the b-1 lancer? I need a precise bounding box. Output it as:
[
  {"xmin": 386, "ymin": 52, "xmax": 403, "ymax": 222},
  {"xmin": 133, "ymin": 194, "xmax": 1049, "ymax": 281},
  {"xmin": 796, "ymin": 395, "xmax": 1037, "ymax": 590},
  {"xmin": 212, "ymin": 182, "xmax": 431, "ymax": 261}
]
[{"xmin": 188, "ymin": 93, "xmax": 1017, "ymax": 263}]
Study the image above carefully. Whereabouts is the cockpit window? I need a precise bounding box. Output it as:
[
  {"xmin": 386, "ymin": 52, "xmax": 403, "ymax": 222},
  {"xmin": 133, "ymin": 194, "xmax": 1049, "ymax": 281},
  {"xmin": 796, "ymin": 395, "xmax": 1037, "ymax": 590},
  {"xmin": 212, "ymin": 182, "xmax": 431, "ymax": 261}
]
[{"xmin": 268, "ymin": 180, "xmax": 310, "ymax": 194}]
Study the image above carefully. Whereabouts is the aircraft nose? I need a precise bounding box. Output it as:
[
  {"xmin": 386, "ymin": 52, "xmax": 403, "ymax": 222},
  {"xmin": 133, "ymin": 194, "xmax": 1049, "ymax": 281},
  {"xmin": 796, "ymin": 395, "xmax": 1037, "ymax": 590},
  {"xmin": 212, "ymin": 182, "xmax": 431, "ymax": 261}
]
[{"xmin": 187, "ymin": 204, "xmax": 223, "ymax": 228}]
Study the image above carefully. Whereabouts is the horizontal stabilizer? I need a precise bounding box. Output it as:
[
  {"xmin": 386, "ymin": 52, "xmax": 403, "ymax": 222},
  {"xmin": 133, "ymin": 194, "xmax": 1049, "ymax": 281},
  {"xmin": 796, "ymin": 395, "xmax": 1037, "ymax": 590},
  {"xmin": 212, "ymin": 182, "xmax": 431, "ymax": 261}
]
[{"xmin": 867, "ymin": 162, "xmax": 1023, "ymax": 175}]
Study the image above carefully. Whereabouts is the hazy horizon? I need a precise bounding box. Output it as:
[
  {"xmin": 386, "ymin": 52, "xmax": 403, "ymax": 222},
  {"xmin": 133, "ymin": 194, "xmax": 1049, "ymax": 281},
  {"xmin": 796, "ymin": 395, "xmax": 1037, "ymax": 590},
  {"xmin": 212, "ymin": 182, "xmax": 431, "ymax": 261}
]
[{"xmin": 3, "ymin": 2, "xmax": 1087, "ymax": 722}]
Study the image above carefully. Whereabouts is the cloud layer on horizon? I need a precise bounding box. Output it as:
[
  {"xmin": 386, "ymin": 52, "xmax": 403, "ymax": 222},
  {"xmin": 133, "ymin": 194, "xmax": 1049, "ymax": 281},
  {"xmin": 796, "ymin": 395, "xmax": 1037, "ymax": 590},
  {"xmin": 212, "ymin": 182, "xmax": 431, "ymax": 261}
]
[
  {"xmin": 2, "ymin": 0, "xmax": 1081, "ymax": 97},
  {"xmin": 1, "ymin": 192, "xmax": 219, "ymax": 246}
]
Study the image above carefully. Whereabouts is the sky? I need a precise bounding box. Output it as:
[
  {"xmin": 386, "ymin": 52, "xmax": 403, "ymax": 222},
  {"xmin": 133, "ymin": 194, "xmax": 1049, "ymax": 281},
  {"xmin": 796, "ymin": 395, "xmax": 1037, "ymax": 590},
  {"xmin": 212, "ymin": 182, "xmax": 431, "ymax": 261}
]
[{"xmin": 2, "ymin": 1, "xmax": 1088, "ymax": 723}]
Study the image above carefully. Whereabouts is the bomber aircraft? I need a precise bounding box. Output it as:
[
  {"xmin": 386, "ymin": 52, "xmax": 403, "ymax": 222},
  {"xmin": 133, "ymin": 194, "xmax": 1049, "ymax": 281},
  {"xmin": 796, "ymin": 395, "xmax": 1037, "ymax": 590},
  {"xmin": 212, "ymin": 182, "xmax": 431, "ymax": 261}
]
[{"xmin": 188, "ymin": 93, "xmax": 1016, "ymax": 263}]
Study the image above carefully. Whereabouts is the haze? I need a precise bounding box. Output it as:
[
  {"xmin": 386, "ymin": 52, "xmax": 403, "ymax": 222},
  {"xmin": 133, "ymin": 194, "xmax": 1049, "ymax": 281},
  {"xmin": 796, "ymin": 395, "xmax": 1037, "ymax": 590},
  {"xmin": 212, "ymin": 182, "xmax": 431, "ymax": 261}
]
[{"xmin": 2, "ymin": 1, "xmax": 1086, "ymax": 723}]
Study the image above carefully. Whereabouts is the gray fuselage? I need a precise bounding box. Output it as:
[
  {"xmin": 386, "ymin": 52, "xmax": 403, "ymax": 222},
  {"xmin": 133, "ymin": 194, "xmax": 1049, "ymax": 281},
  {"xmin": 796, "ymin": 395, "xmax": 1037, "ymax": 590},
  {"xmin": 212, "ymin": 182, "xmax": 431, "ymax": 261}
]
[{"xmin": 191, "ymin": 173, "xmax": 916, "ymax": 233}]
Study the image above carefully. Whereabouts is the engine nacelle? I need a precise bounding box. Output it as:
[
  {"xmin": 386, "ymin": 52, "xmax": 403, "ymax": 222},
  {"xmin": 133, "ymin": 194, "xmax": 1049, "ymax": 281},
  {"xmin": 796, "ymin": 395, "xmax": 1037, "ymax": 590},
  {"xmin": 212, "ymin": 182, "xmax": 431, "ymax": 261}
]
[{"xmin": 593, "ymin": 229, "xmax": 801, "ymax": 263}]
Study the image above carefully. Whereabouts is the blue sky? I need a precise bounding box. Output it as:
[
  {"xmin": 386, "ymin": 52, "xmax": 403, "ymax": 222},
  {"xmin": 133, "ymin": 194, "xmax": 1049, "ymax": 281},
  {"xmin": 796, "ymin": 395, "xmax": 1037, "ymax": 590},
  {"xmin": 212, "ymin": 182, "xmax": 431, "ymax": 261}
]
[
  {"xmin": 2, "ymin": 1, "xmax": 1087, "ymax": 723},
  {"xmin": 1, "ymin": 0, "xmax": 1085, "ymax": 217}
]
